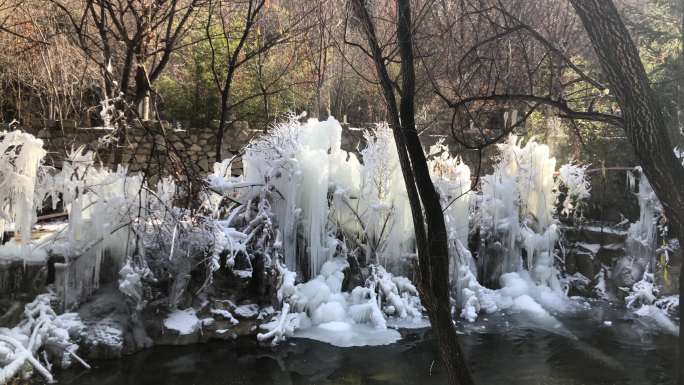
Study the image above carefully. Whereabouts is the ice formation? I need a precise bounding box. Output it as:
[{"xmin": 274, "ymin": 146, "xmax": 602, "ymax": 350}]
[
  {"xmin": 454, "ymin": 136, "xmax": 593, "ymax": 323},
  {"xmin": 213, "ymin": 122, "xmax": 601, "ymax": 330},
  {"xmin": 557, "ymin": 163, "xmax": 591, "ymax": 217},
  {"xmin": 427, "ymin": 140, "xmax": 472, "ymax": 284},
  {"xmin": 208, "ymin": 117, "xmax": 426, "ymax": 345},
  {"xmin": 0, "ymin": 293, "xmax": 88, "ymax": 382},
  {"xmin": 1, "ymin": 116, "xmax": 679, "ymax": 383},
  {"xmin": 599, "ymin": 167, "xmax": 681, "ymax": 335},
  {"xmin": 480, "ymin": 136, "xmax": 558, "ymax": 272},
  {"xmin": 0, "ymin": 131, "xmax": 200, "ymax": 313},
  {"xmin": 238, "ymin": 117, "xmax": 355, "ymax": 277},
  {"xmin": 0, "ymin": 131, "xmax": 46, "ymax": 250},
  {"xmin": 223, "ymin": 116, "xmax": 416, "ymax": 279},
  {"xmin": 624, "ymin": 167, "xmax": 661, "ymax": 279},
  {"xmin": 257, "ymin": 258, "xmax": 419, "ymax": 347},
  {"xmin": 39, "ymin": 148, "xmax": 178, "ymax": 308}
]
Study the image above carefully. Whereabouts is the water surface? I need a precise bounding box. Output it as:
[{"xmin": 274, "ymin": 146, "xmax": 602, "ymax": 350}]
[{"xmin": 56, "ymin": 302, "xmax": 678, "ymax": 385}]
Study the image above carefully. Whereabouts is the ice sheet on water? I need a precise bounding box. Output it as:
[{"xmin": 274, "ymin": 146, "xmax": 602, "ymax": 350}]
[
  {"xmin": 633, "ymin": 305, "xmax": 679, "ymax": 336},
  {"xmin": 294, "ymin": 322, "xmax": 402, "ymax": 348}
]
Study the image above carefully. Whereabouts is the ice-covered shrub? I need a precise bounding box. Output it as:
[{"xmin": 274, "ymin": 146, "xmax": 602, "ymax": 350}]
[{"xmin": 0, "ymin": 293, "xmax": 88, "ymax": 383}]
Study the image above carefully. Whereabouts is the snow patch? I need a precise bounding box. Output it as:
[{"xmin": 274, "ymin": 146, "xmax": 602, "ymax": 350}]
[{"xmin": 164, "ymin": 308, "xmax": 200, "ymax": 335}]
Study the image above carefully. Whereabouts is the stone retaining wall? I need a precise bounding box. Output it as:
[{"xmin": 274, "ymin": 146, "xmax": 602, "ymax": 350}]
[{"xmin": 23, "ymin": 121, "xmax": 261, "ymax": 180}]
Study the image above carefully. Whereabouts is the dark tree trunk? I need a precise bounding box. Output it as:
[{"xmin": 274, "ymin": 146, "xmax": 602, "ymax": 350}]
[
  {"xmin": 216, "ymin": 81, "xmax": 232, "ymax": 163},
  {"xmin": 210, "ymin": 0, "xmax": 264, "ymax": 163},
  {"xmin": 351, "ymin": 1, "xmax": 473, "ymax": 384},
  {"xmin": 569, "ymin": 2, "xmax": 684, "ymax": 383}
]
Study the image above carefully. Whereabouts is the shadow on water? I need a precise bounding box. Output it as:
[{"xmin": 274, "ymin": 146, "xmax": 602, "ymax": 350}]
[{"xmin": 55, "ymin": 303, "xmax": 678, "ymax": 385}]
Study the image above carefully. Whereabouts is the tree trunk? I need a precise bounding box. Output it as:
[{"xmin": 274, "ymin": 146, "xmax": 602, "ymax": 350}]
[
  {"xmin": 569, "ymin": 2, "xmax": 684, "ymax": 383},
  {"xmin": 216, "ymin": 83, "xmax": 231, "ymax": 163},
  {"xmin": 396, "ymin": 1, "xmax": 472, "ymax": 382},
  {"xmin": 351, "ymin": 1, "xmax": 474, "ymax": 384}
]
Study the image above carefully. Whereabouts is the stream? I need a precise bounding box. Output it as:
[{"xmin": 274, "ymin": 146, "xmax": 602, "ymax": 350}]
[{"xmin": 54, "ymin": 301, "xmax": 678, "ymax": 385}]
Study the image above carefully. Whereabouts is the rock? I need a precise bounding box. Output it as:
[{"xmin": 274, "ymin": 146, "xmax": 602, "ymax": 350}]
[
  {"xmin": 0, "ymin": 300, "xmax": 25, "ymax": 328},
  {"xmin": 76, "ymin": 285, "xmax": 152, "ymax": 359},
  {"xmin": 198, "ymin": 158, "xmax": 209, "ymax": 172},
  {"xmin": 564, "ymin": 247, "xmax": 599, "ymax": 279},
  {"xmin": 561, "ymin": 224, "xmax": 628, "ymax": 245},
  {"xmin": 343, "ymin": 255, "xmax": 364, "ymax": 292},
  {"xmin": 566, "ymin": 272, "xmax": 593, "ymax": 297},
  {"xmin": 595, "ymin": 245, "xmax": 625, "ymax": 267},
  {"xmin": 233, "ymin": 304, "xmax": 259, "ymax": 319},
  {"xmin": 478, "ymin": 238, "xmax": 506, "ymax": 289}
]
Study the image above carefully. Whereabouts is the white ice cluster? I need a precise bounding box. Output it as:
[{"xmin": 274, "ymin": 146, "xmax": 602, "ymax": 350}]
[
  {"xmin": 0, "ymin": 293, "xmax": 88, "ymax": 383},
  {"xmin": 557, "ymin": 163, "xmax": 591, "ymax": 217},
  {"xmin": 213, "ymin": 116, "xmax": 416, "ymax": 279},
  {"xmin": 257, "ymin": 258, "xmax": 422, "ymax": 347},
  {"xmin": 0, "ymin": 131, "xmax": 46, "ymax": 255},
  {"xmin": 456, "ymin": 135, "xmax": 588, "ymax": 323}
]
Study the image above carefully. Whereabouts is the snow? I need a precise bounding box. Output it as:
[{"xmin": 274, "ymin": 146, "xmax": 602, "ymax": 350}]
[
  {"xmin": 0, "ymin": 240, "xmax": 47, "ymax": 262},
  {"xmin": 234, "ymin": 304, "xmax": 259, "ymax": 319},
  {"xmin": 233, "ymin": 269, "xmax": 253, "ymax": 279},
  {"xmin": 579, "ymin": 225, "xmax": 628, "ymax": 235},
  {"xmin": 210, "ymin": 309, "xmax": 239, "ymax": 325},
  {"xmin": 164, "ymin": 308, "xmax": 201, "ymax": 335}
]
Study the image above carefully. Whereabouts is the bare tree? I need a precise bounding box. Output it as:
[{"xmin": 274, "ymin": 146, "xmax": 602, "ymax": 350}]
[
  {"xmin": 49, "ymin": 0, "xmax": 203, "ymax": 163},
  {"xmin": 566, "ymin": 1, "xmax": 684, "ymax": 383},
  {"xmin": 349, "ymin": 0, "xmax": 474, "ymax": 384},
  {"xmin": 206, "ymin": 0, "xmax": 314, "ymax": 161}
]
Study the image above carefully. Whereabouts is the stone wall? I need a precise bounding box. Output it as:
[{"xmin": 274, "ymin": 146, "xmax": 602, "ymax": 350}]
[{"xmin": 23, "ymin": 121, "xmax": 261, "ymax": 180}]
